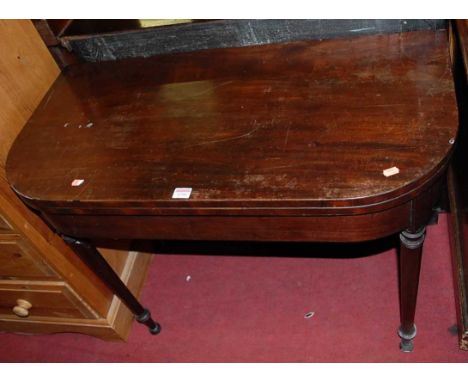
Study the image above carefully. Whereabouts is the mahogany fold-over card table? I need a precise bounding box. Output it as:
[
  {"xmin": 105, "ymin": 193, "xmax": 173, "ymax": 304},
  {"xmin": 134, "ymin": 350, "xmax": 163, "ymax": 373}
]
[{"xmin": 6, "ymin": 30, "xmax": 458, "ymax": 351}]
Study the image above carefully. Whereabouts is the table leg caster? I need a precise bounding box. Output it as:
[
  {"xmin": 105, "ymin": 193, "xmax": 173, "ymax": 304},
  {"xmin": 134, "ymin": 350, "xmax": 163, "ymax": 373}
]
[
  {"xmin": 149, "ymin": 322, "xmax": 162, "ymax": 335},
  {"xmin": 398, "ymin": 324, "xmax": 416, "ymax": 352},
  {"xmin": 136, "ymin": 308, "xmax": 161, "ymax": 335}
]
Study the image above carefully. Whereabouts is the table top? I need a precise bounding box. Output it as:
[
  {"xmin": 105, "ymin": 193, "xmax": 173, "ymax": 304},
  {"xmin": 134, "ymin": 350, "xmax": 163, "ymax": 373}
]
[{"xmin": 6, "ymin": 30, "xmax": 458, "ymax": 214}]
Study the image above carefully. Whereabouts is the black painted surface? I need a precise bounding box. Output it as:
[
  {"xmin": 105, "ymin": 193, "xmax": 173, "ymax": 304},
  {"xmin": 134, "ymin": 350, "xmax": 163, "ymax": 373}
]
[{"xmin": 65, "ymin": 19, "xmax": 447, "ymax": 62}]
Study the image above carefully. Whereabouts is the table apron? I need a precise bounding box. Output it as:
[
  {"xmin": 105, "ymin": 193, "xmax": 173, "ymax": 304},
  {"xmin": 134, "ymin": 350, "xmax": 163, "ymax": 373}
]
[
  {"xmin": 39, "ymin": 176, "xmax": 443, "ymax": 242},
  {"xmin": 43, "ymin": 202, "xmax": 415, "ymax": 243}
]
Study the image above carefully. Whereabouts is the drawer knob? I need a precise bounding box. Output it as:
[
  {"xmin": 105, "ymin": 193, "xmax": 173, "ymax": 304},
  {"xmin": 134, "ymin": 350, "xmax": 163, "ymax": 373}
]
[{"xmin": 12, "ymin": 299, "xmax": 32, "ymax": 317}]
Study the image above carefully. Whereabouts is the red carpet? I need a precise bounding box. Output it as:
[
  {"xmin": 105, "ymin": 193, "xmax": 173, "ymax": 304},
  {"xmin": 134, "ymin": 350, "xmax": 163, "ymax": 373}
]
[{"xmin": 0, "ymin": 213, "xmax": 467, "ymax": 362}]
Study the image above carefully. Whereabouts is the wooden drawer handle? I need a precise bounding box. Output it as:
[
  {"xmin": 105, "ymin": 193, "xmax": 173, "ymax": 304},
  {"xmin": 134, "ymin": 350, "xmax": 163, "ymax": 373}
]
[{"xmin": 12, "ymin": 299, "xmax": 32, "ymax": 317}]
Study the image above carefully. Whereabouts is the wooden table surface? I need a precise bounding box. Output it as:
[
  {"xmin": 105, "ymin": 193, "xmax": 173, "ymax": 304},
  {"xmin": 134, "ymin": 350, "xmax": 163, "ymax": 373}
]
[
  {"xmin": 6, "ymin": 30, "xmax": 457, "ymax": 214},
  {"xmin": 5, "ymin": 28, "xmax": 459, "ymax": 348}
]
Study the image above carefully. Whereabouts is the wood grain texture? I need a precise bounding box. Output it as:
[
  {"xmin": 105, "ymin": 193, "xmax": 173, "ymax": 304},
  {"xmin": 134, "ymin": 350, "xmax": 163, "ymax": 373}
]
[
  {"xmin": 0, "ymin": 155, "xmax": 114, "ymax": 317},
  {"xmin": 0, "ymin": 174, "xmax": 150, "ymax": 337},
  {"xmin": 6, "ymin": 30, "xmax": 457, "ymax": 215},
  {"xmin": 0, "ymin": 20, "xmax": 59, "ymax": 169},
  {"xmin": 0, "ymin": 249, "xmax": 152, "ymax": 340},
  {"xmin": 0, "ymin": 238, "xmax": 56, "ymax": 279},
  {"xmin": 0, "ymin": 20, "xmax": 152, "ymax": 340},
  {"xmin": 0, "ymin": 214, "xmax": 15, "ymax": 234},
  {"xmin": 0, "ymin": 280, "xmax": 97, "ymax": 319},
  {"xmin": 100, "ymin": 249, "xmax": 153, "ymax": 340},
  {"xmin": 5, "ymin": 29, "xmax": 457, "ymax": 345}
]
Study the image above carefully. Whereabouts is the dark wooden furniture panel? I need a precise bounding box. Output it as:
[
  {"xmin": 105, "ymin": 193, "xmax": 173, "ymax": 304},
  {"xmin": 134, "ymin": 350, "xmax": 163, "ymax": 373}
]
[
  {"xmin": 447, "ymin": 19, "xmax": 468, "ymax": 350},
  {"xmin": 8, "ymin": 31, "xmax": 456, "ymax": 212},
  {"xmin": 6, "ymin": 29, "xmax": 458, "ymax": 351}
]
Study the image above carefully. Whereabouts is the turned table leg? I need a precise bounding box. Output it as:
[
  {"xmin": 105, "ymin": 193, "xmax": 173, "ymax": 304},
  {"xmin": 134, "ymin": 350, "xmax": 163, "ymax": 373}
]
[
  {"xmin": 61, "ymin": 235, "xmax": 161, "ymax": 335},
  {"xmin": 398, "ymin": 227, "xmax": 425, "ymax": 352}
]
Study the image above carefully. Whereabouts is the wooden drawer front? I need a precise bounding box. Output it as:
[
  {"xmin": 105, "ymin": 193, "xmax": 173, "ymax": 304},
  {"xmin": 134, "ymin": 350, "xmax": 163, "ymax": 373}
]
[
  {"xmin": 0, "ymin": 281, "xmax": 97, "ymax": 319},
  {"xmin": 0, "ymin": 239, "xmax": 56, "ymax": 279},
  {"xmin": 0, "ymin": 214, "xmax": 15, "ymax": 234}
]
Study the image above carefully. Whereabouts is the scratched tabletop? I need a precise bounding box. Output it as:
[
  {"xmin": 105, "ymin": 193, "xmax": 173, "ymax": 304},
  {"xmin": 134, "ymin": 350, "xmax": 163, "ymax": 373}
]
[{"xmin": 6, "ymin": 30, "xmax": 458, "ymax": 211}]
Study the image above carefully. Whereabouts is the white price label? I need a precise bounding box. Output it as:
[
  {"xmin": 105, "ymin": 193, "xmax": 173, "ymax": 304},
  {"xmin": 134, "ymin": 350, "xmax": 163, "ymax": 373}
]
[{"xmin": 172, "ymin": 187, "xmax": 192, "ymax": 199}]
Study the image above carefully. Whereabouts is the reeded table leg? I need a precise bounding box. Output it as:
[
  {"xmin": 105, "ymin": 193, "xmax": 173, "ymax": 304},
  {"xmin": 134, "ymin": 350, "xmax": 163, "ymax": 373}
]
[
  {"xmin": 398, "ymin": 227, "xmax": 425, "ymax": 352},
  {"xmin": 61, "ymin": 235, "xmax": 161, "ymax": 335}
]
